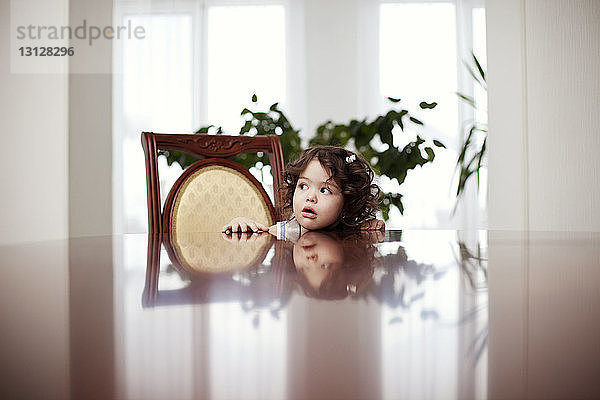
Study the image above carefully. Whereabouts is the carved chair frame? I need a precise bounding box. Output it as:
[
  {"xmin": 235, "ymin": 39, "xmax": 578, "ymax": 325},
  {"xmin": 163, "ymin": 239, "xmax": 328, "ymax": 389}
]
[{"xmin": 141, "ymin": 131, "xmax": 285, "ymax": 235}]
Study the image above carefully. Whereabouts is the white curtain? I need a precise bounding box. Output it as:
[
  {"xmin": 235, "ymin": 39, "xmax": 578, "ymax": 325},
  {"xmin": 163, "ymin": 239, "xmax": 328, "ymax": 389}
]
[{"xmin": 113, "ymin": 0, "xmax": 487, "ymax": 232}]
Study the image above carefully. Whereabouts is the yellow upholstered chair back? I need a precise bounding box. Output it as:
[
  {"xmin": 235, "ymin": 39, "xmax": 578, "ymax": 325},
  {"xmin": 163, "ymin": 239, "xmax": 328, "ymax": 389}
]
[{"xmin": 169, "ymin": 163, "xmax": 274, "ymax": 233}]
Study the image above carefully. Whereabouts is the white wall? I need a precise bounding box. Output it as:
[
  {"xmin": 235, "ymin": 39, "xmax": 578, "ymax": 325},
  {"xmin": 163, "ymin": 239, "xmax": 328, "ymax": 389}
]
[
  {"xmin": 304, "ymin": 0, "xmax": 361, "ymax": 135},
  {"xmin": 1, "ymin": 0, "xmax": 113, "ymax": 244},
  {"xmin": 0, "ymin": 0, "xmax": 69, "ymax": 245},
  {"xmin": 68, "ymin": 0, "xmax": 113, "ymax": 238},
  {"xmin": 525, "ymin": 0, "xmax": 600, "ymax": 231},
  {"xmin": 301, "ymin": 0, "xmax": 383, "ymax": 134},
  {"xmin": 487, "ymin": 0, "xmax": 600, "ymax": 232}
]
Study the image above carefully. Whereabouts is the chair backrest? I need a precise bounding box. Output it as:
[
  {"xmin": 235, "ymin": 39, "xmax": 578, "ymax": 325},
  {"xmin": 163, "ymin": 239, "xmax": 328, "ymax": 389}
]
[{"xmin": 141, "ymin": 132, "xmax": 285, "ymax": 234}]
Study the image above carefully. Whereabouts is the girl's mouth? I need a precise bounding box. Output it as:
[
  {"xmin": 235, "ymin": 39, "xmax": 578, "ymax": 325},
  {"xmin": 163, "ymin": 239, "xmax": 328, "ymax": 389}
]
[{"xmin": 301, "ymin": 207, "xmax": 317, "ymax": 219}]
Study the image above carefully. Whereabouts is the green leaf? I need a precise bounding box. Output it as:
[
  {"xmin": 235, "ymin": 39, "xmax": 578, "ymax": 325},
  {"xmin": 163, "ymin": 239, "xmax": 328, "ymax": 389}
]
[
  {"xmin": 379, "ymin": 125, "xmax": 393, "ymax": 147},
  {"xmin": 251, "ymin": 93, "xmax": 258, "ymax": 102},
  {"xmin": 392, "ymin": 195, "xmax": 404, "ymax": 215},
  {"xmin": 195, "ymin": 125, "xmax": 213, "ymax": 134},
  {"xmin": 239, "ymin": 120, "xmax": 252, "ymax": 135},
  {"xmin": 456, "ymin": 125, "xmax": 476, "ymax": 167},
  {"xmin": 381, "ymin": 203, "xmax": 390, "ymax": 221},
  {"xmin": 386, "ymin": 192, "xmax": 405, "ymax": 216},
  {"xmin": 472, "ymin": 51, "xmax": 486, "ymax": 82},
  {"xmin": 397, "ymin": 201, "xmax": 404, "ymax": 215},
  {"xmin": 419, "ymin": 101, "xmax": 437, "ymax": 109},
  {"xmin": 433, "ymin": 140, "xmax": 446, "ymax": 148},
  {"xmin": 424, "ymin": 147, "xmax": 435, "ymax": 161},
  {"xmin": 476, "ymin": 137, "xmax": 487, "ymax": 186},
  {"xmin": 387, "ymin": 97, "xmax": 401, "ymax": 103},
  {"xmin": 464, "ymin": 60, "xmax": 486, "ymax": 89},
  {"xmin": 409, "ymin": 116, "xmax": 423, "ymax": 125},
  {"xmin": 456, "ymin": 92, "xmax": 476, "ymax": 108}
]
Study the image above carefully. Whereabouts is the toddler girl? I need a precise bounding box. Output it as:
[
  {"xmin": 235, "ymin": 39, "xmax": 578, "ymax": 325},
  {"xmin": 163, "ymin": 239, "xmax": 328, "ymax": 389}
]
[{"xmin": 222, "ymin": 146, "xmax": 384, "ymax": 239}]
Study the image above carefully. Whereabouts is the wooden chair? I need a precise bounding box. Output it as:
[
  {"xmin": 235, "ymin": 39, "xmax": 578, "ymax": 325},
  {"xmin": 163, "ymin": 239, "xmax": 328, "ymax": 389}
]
[
  {"xmin": 141, "ymin": 132, "xmax": 285, "ymax": 306},
  {"xmin": 141, "ymin": 132, "xmax": 285, "ymax": 234}
]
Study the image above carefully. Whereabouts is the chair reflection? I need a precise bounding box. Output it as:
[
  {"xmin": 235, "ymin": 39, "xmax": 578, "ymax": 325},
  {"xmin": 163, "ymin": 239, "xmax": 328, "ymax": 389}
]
[
  {"xmin": 143, "ymin": 229, "xmax": 488, "ymax": 325},
  {"xmin": 142, "ymin": 232, "xmax": 277, "ymax": 308},
  {"xmin": 143, "ymin": 230, "xmax": 390, "ymax": 308}
]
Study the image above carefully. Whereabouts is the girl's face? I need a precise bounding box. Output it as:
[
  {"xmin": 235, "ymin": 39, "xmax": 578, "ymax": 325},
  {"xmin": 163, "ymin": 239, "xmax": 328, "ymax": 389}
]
[{"xmin": 293, "ymin": 159, "xmax": 344, "ymax": 230}]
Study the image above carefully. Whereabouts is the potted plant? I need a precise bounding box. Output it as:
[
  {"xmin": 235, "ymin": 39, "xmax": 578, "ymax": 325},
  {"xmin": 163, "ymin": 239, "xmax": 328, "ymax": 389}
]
[{"xmin": 160, "ymin": 95, "xmax": 445, "ymax": 221}]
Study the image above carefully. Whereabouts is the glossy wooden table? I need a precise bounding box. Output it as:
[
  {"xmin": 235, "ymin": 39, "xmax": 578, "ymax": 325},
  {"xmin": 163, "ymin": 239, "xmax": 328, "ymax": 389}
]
[{"xmin": 1, "ymin": 230, "xmax": 599, "ymax": 399}]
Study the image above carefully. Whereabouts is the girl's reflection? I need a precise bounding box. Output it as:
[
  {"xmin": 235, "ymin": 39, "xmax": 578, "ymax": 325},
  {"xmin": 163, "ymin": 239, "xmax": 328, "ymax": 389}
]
[{"xmin": 275, "ymin": 230, "xmax": 382, "ymax": 300}]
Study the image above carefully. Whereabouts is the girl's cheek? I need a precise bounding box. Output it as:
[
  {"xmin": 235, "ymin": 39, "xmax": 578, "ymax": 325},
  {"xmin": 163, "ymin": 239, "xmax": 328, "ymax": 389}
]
[{"xmin": 292, "ymin": 192, "xmax": 301, "ymax": 211}]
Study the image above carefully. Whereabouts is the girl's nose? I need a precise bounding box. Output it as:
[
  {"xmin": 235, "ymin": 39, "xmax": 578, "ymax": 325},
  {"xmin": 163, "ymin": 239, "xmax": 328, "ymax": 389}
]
[{"xmin": 306, "ymin": 190, "xmax": 317, "ymax": 202}]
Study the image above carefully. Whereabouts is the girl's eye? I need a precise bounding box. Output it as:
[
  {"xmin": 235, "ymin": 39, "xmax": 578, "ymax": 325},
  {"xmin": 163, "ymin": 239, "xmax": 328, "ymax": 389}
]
[
  {"xmin": 298, "ymin": 183, "xmax": 308, "ymax": 190},
  {"xmin": 320, "ymin": 187, "xmax": 332, "ymax": 194}
]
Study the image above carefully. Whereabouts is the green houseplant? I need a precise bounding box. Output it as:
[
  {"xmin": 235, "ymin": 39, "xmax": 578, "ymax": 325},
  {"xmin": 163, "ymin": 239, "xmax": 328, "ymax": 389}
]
[
  {"xmin": 454, "ymin": 52, "xmax": 487, "ymax": 210},
  {"xmin": 160, "ymin": 95, "xmax": 445, "ymax": 220},
  {"xmin": 309, "ymin": 97, "xmax": 445, "ymax": 219}
]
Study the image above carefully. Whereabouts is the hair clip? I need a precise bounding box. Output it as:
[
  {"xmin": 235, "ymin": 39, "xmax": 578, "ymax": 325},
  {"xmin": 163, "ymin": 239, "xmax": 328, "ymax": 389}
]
[{"xmin": 345, "ymin": 154, "xmax": 356, "ymax": 163}]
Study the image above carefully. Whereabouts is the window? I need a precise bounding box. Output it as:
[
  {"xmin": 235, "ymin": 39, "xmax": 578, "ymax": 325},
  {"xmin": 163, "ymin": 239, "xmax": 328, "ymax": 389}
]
[
  {"xmin": 379, "ymin": 2, "xmax": 459, "ymax": 229},
  {"xmin": 207, "ymin": 5, "xmax": 286, "ymax": 134},
  {"xmin": 114, "ymin": 2, "xmax": 286, "ymax": 234},
  {"xmin": 115, "ymin": 13, "xmax": 195, "ymax": 233},
  {"xmin": 378, "ymin": 0, "xmax": 487, "ymax": 230}
]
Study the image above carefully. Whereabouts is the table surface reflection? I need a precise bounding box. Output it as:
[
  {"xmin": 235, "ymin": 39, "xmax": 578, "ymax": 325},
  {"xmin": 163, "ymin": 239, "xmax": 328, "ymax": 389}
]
[{"xmin": 1, "ymin": 230, "xmax": 599, "ymax": 400}]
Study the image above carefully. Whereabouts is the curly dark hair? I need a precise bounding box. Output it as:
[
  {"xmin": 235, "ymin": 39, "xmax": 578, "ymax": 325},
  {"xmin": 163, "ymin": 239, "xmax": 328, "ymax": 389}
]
[{"xmin": 281, "ymin": 146, "xmax": 381, "ymax": 229}]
